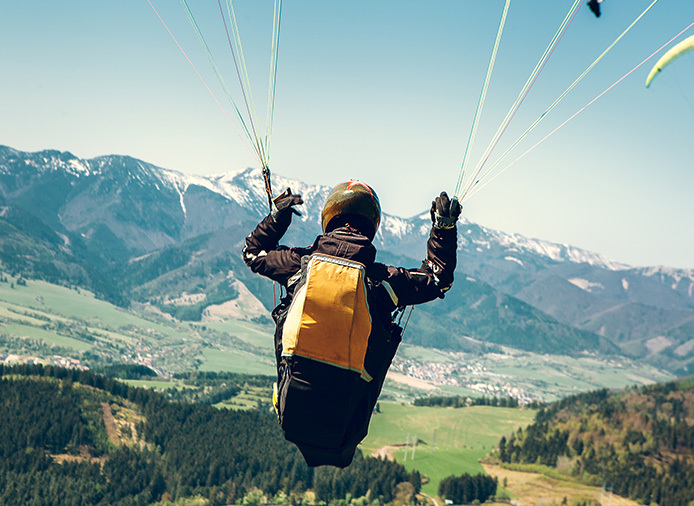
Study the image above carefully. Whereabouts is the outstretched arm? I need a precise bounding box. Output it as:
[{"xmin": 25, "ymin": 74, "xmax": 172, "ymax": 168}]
[
  {"xmin": 242, "ymin": 189, "xmax": 304, "ymax": 285},
  {"xmin": 381, "ymin": 192, "xmax": 460, "ymax": 308}
]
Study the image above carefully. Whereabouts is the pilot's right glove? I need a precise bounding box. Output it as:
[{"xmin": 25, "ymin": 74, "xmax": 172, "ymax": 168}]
[
  {"xmin": 430, "ymin": 192, "xmax": 461, "ymax": 229},
  {"xmin": 271, "ymin": 188, "xmax": 303, "ymax": 220}
]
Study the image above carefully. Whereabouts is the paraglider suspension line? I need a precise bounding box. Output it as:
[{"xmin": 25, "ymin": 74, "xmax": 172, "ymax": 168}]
[
  {"xmin": 394, "ymin": 306, "xmax": 415, "ymax": 338},
  {"xmin": 262, "ymin": 166, "xmax": 274, "ymax": 212},
  {"xmin": 402, "ymin": 306, "xmax": 414, "ymax": 334},
  {"xmin": 473, "ymin": 19, "xmax": 694, "ymax": 196},
  {"xmin": 260, "ymin": 164, "xmax": 276, "ymax": 305}
]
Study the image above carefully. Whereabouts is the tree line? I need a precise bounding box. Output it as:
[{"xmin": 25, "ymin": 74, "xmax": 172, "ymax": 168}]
[
  {"xmin": 437, "ymin": 473, "xmax": 497, "ymax": 504},
  {"xmin": 497, "ymin": 381, "xmax": 694, "ymax": 506},
  {"xmin": 413, "ymin": 394, "xmax": 544, "ymax": 409},
  {"xmin": 0, "ymin": 364, "xmax": 420, "ymax": 505}
]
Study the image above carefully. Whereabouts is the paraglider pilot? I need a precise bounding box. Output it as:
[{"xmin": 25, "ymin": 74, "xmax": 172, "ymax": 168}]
[{"xmin": 242, "ymin": 182, "xmax": 460, "ymax": 467}]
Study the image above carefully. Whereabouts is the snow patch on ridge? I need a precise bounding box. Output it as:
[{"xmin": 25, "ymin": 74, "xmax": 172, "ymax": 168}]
[
  {"xmin": 157, "ymin": 168, "xmax": 192, "ymax": 217},
  {"xmin": 176, "ymin": 184, "xmax": 187, "ymax": 218},
  {"xmin": 505, "ymin": 256, "xmax": 523, "ymax": 266},
  {"xmin": 382, "ymin": 215, "xmax": 410, "ymax": 238},
  {"xmin": 214, "ymin": 175, "xmax": 253, "ymax": 204},
  {"xmin": 637, "ymin": 265, "xmax": 694, "ymax": 284},
  {"xmin": 568, "ymin": 278, "xmax": 604, "ymax": 293},
  {"xmin": 67, "ymin": 159, "xmax": 90, "ymax": 176},
  {"xmin": 633, "ymin": 266, "xmax": 694, "ymax": 299},
  {"xmin": 462, "ymin": 222, "xmax": 627, "ymax": 271}
]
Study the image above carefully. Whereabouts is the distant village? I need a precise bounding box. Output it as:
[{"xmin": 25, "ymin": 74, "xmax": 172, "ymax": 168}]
[
  {"xmin": 1, "ymin": 352, "xmax": 88, "ymax": 371},
  {"xmin": 390, "ymin": 356, "xmax": 541, "ymax": 404},
  {"xmin": 0, "ymin": 341, "xmax": 165, "ymax": 377}
]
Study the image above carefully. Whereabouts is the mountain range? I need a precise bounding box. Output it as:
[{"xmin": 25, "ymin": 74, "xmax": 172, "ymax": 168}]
[{"xmin": 1, "ymin": 144, "xmax": 692, "ymax": 375}]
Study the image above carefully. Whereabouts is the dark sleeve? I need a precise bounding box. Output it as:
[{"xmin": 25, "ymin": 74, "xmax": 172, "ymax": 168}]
[
  {"xmin": 382, "ymin": 226, "xmax": 457, "ymax": 307},
  {"xmin": 242, "ymin": 213, "xmax": 303, "ymax": 286}
]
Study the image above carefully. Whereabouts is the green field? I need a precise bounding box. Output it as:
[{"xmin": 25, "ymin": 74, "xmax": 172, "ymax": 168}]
[
  {"xmin": 0, "ymin": 278, "xmax": 189, "ymax": 340},
  {"xmin": 199, "ymin": 349, "xmax": 275, "ymax": 375},
  {"xmin": 360, "ymin": 402, "xmax": 536, "ymax": 496},
  {"xmin": 216, "ymin": 383, "xmax": 272, "ymax": 410},
  {"xmin": 122, "ymin": 379, "xmax": 187, "ymax": 390},
  {"xmin": 0, "ymin": 275, "xmax": 276, "ymax": 374},
  {"xmin": 199, "ymin": 319, "xmax": 274, "ymax": 349},
  {"xmin": 0, "ymin": 322, "xmax": 93, "ymax": 352}
]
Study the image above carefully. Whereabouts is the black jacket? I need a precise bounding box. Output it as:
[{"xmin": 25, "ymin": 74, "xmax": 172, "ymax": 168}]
[
  {"xmin": 242, "ymin": 212, "xmax": 458, "ymax": 466},
  {"xmin": 243, "ymin": 212, "xmax": 457, "ymax": 306}
]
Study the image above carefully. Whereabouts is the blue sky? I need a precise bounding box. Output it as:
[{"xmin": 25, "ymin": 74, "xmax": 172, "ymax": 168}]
[{"xmin": 1, "ymin": 1, "xmax": 693, "ymax": 269}]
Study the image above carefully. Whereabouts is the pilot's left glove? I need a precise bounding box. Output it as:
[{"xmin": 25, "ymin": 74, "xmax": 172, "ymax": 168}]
[{"xmin": 430, "ymin": 192, "xmax": 461, "ymax": 229}]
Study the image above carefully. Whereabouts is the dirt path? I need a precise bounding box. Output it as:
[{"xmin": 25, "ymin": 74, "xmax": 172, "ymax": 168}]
[
  {"xmin": 101, "ymin": 402, "xmax": 120, "ymax": 446},
  {"xmin": 372, "ymin": 444, "xmax": 403, "ymax": 461},
  {"xmin": 483, "ymin": 463, "xmax": 641, "ymax": 506},
  {"xmin": 420, "ymin": 492, "xmax": 439, "ymax": 506}
]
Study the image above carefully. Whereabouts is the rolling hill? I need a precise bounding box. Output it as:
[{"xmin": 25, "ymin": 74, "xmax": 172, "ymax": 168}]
[{"xmin": 497, "ymin": 377, "xmax": 694, "ymax": 505}]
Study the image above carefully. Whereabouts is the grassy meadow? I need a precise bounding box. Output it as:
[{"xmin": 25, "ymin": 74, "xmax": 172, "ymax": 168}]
[
  {"xmin": 0, "ymin": 274, "xmax": 276, "ymax": 373},
  {"xmin": 215, "ymin": 383, "xmax": 271, "ymax": 410},
  {"xmin": 199, "ymin": 348, "xmax": 275, "ymax": 375},
  {"xmin": 360, "ymin": 401, "xmax": 536, "ymax": 496}
]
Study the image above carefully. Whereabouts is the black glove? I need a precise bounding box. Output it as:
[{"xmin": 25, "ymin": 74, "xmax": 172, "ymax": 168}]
[
  {"xmin": 271, "ymin": 188, "xmax": 303, "ymax": 220},
  {"xmin": 430, "ymin": 192, "xmax": 461, "ymax": 229}
]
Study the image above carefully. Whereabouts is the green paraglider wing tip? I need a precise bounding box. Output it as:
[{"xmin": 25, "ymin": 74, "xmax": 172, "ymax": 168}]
[
  {"xmin": 646, "ymin": 34, "xmax": 694, "ymax": 88},
  {"xmin": 645, "ymin": 68, "xmax": 661, "ymax": 88}
]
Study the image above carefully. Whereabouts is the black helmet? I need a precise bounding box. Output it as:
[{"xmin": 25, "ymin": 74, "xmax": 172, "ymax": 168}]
[{"xmin": 321, "ymin": 181, "xmax": 381, "ymax": 239}]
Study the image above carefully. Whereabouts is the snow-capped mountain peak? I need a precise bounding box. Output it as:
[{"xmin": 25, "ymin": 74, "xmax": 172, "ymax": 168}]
[{"xmin": 0, "ymin": 145, "xmax": 686, "ymax": 278}]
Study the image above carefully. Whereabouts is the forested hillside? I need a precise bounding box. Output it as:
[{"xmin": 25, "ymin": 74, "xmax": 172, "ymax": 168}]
[
  {"xmin": 497, "ymin": 378, "xmax": 694, "ymax": 505},
  {"xmin": 0, "ymin": 365, "xmax": 419, "ymax": 505}
]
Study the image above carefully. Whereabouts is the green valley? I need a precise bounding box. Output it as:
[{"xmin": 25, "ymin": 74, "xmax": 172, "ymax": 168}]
[
  {"xmin": 0, "ymin": 273, "xmax": 675, "ymax": 405},
  {"xmin": 361, "ymin": 402, "xmax": 536, "ymax": 496}
]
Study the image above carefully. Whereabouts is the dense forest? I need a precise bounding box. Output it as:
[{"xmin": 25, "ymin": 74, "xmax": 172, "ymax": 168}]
[
  {"xmin": 497, "ymin": 379, "xmax": 694, "ymax": 506},
  {"xmin": 437, "ymin": 473, "xmax": 497, "ymax": 504},
  {"xmin": 0, "ymin": 365, "xmax": 420, "ymax": 505}
]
